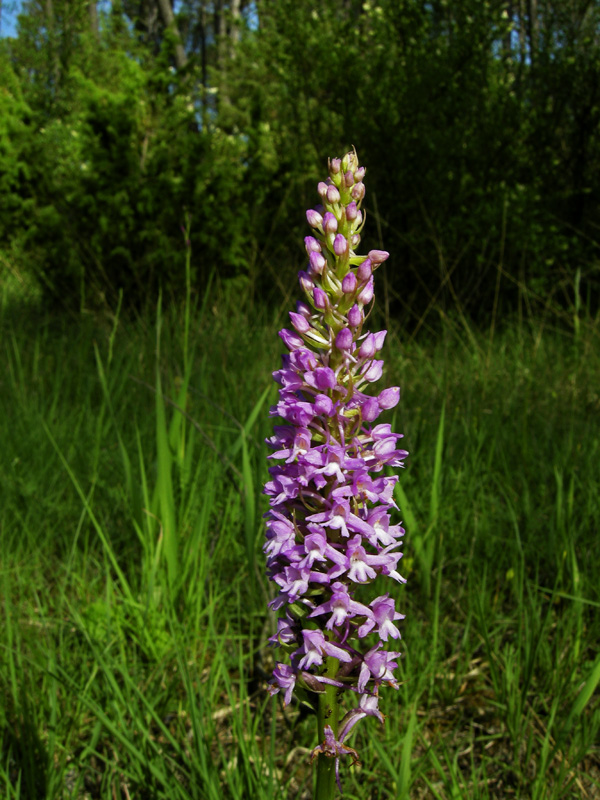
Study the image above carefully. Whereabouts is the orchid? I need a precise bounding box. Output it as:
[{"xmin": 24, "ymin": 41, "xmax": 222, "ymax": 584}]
[{"xmin": 264, "ymin": 151, "xmax": 407, "ymax": 797}]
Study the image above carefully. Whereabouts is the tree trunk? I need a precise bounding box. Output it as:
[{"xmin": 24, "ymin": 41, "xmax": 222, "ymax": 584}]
[
  {"xmin": 46, "ymin": 0, "xmax": 61, "ymax": 91},
  {"xmin": 230, "ymin": 0, "xmax": 241, "ymax": 44},
  {"xmin": 89, "ymin": 0, "xmax": 99, "ymax": 37},
  {"xmin": 503, "ymin": 1, "xmax": 513, "ymax": 57},
  {"xmin": 156, "ymin": 0, "xmax": 187, "ymax": 69},
  {"xmin": 527, "ymin": 0, "xmax": 538, "ymax": 63}
]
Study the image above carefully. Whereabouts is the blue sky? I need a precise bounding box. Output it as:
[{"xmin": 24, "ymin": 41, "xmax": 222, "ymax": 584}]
[{"xmin": 0, "ymin": 0, "xmax": 21, "ymax": 38}]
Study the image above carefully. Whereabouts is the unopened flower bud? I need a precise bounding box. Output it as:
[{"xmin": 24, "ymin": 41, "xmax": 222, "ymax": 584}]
[
  {"xmin": 363, "ymin": 359, "xmax": 384, "ymax": 382},
  {"xmin": 323, "ymin": 212, "xmax": 338, "ymax": 235},
  {"xmin": 306, "ymin": 209, "xmax": 323, "ymax": 229},
  {"xmin": 342, "ymin": 151, "xmax": 357, "ymax": 171},
  {"xmin": 315, "ymin": 394, "xmax": 334, "ymax": 416},
  {"xmin": 348, "ymin": 304, "xmax": 363, "ymax": 327},
  {"xmin": 318, "ymin": 181, "xmax": 329, "ymax": 198},
  {"xmin": 342, "ymin": 272, "xmax": 357, "ymax": 293},
  {"xmin": 344, "ymin": 170, "xmax": 354, "ymax": 188},
  {"xmin": 279, "ymin": 328, "xmax": 303, "ymax": 351},
  {"xmin": 355, "ymin": 166, "xmax": 366, "ymax": 182},
  {"xmin": 358, "ymin": 333, "xmax": 376, "ymax": 359},
  {"xmin": 357, "ymin": 259, "xmax": 372, "ymax": 282},
  {"xmin": 351, "ymin": 234, "xmax": 361, "ymax": 248},
  {"xmin": 313, "ymin": 286, "xmax": 328, "ymax": 309},
  {"xmin": 309, "ymin": 251, "xmax": 326, "ymax": 275},
  {"xmin": 313, "ymin": 367, "xmax": 336, "ymax": 390},
  {"xmin": 296, "ymin": 300, "xmax": 312, "ymax": 318},
  {"xmin": 362, "ymin": 397, "xmax": 380, "ymax": 422},
  {"xmin": 329, "ymin": 157, "xmax": 341, "ymax": 175},
  {"xmin": 378, "ymin": 386, "xmax": 400, "ymax": 410},
  {"xmin": 289, "ymin": 311, "xmax": 310, "ymax": 333},
  {"xmin": 368, "ymin": 249, "xmax": 389, "ymax": 265},
  {"xmin": 305, "ymin": 236, "xmax": 321, "ymax": 254},
  {"xmin": 335, "ymin": 328, "xmax": 353, "ymax": 351},
  {"xmin": 346, "ymin": 202, "xmax": 358, "ymax": 222},
  {"xmin": 334, "ymin": 235, "xmax": 348, "ymax": 256},
  {"xmin": 327, "ymin": 185, "xmax": 341, "ymax": 205},
  {"xmin": 298, "ymin": 270, "xmax": 315, "ymax": 294},
  {"xmin": 351, "ymin": 182, "xmax": 365, "ymax": 202},
  {"xmin": 373, "ymin": 331, "xmax": 387, "ymax": 350},
  {"xmin": 357, "ymin": 277, "xmax": 374, "ymax": 305}
]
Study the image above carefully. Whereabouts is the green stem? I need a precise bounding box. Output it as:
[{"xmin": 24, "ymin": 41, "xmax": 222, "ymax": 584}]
[{"xmin": 315, "ymin": 657, "xmax": 339, "ymax": 800}]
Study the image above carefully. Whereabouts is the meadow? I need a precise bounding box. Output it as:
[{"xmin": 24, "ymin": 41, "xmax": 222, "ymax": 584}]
[{"xmin": 1, "ymin": 281, "xmax": 599, "ymax": 799}]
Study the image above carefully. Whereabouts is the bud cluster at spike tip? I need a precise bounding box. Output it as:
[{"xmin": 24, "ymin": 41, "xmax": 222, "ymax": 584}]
[{"xmin": 263, "ymin": 150, "xmax": 408, "ymax": 778}]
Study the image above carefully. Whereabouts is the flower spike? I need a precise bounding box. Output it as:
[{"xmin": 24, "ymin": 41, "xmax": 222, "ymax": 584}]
[{"xmin": 264, "ymin": 152, "xmax": 407, "ymax": 794}]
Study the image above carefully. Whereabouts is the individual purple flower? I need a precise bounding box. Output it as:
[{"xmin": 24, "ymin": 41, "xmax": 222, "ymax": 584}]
[
  {"xmin": 338, "ymin": 692, "xmax": 385, "ymax": 743},
  {"xmin": 358, "ymin": 643, "xmax": 401, "ymax": 692},
  {"xmin": 268, "ymin": 663, "xmax": 296, "ymax": 706},
  {"xmin": 297, "ymin": 629, "xmax": 353, "ymax": 670},
  {"xmin": 310, "ymin": 725, "xmax": 359, "ymax": 792},
  {"xmin": 357, "ymin": 594, "xmax": 405, "ymax": 641},
  {"xmin": 264, "ymin": 151, "xmax": 408, "ymax": 792},
  {"xmin": 309, "ymin": 581, "xmax": 371, "ymax": 630}
]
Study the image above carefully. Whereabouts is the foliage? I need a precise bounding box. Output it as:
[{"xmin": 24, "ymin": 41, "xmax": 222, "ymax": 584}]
[{"xmin": 1, "ymin": 0, "xmax": 599, "ymax": 317}]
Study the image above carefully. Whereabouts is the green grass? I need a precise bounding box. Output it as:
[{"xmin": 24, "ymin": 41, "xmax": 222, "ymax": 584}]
[{"xmin": 0, "ymin": 291, "xmax": 599, "ymax": 799}]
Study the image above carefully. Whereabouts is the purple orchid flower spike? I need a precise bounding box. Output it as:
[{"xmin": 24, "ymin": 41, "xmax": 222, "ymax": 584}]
[{"xmin": 264, "ymin": 150, "xmax": 408, "ymax": 798}]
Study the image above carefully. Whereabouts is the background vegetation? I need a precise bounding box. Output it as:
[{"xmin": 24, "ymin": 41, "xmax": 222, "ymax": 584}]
[
  {"xmin": 1, "ymin": 1, "xmax": 599, "ymax": 798},
  {"xmin": 1, "ymin": 0, "xmax": 600, "ymax": 319}
]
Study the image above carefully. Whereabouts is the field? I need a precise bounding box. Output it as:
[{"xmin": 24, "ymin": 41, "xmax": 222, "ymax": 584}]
[{"xmin": 1, "ymin": 288, "xmax": 599, "ymax": 799}]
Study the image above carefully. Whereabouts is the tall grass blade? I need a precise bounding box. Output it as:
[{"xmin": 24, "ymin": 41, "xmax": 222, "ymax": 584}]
[
  {"xmin": 559, "ymin": 652, "xmax": 600, "ymax": 743},
  {"xmin": 42, "ymin": 421, "xmax": 137, "ymax": 608},
  {"xmin": 230, "ymin": 383, "xmax": 272, "ymax": 459},
  {"xmin": 241, "ymin": 432, "xmax": 256, "ymax": 587},
  {"xmin": 94, "ymin": 343, "xmax": 143, "ymax": 528},
  {"xmin": 398, "ymin": 704, "xmax": 417, "ymax": 798},
  {"xmin": 429, "ymin": 402, "xmax": 445, "ymax": 525},
  {"xmin": 155, "ymin": 297, "xmax": 178, "ymax": 590}
]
